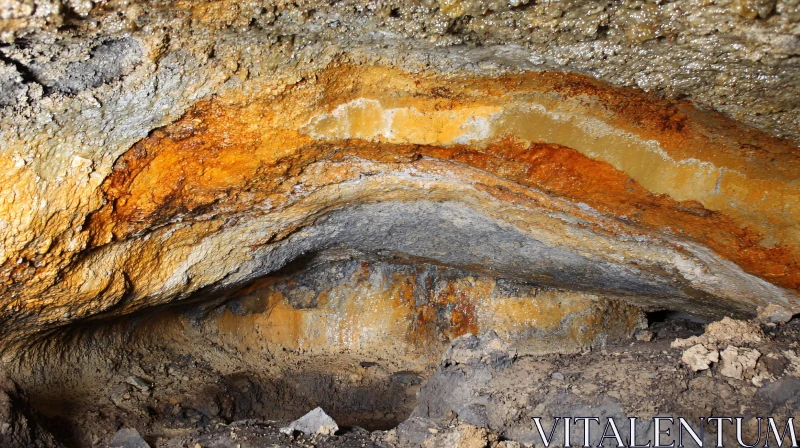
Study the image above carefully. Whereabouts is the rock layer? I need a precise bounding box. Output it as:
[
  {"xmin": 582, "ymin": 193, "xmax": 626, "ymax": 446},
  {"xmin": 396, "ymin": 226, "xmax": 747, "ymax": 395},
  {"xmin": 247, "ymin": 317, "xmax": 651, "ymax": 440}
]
[
  {"xmin": 1, "ymin": 0, "xmax": 799, "ymax": 351},
  {"xmin": 218, "ymin": 258, "xmax": 647, "ymax": 354},
  {"xmin": 1, "ymin": 62, "xmax": 798, "ymax": 348},
  {"xmin": 1, "ymin": 1, "xmax": 799, "ymax": 446}
]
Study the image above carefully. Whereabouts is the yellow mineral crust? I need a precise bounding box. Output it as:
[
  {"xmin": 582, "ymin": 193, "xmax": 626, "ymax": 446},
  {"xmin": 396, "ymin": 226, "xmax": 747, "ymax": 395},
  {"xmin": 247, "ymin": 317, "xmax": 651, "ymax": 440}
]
[{"xmin": 212, "ymin": 262, "xmax": 645, "ymax": 361}]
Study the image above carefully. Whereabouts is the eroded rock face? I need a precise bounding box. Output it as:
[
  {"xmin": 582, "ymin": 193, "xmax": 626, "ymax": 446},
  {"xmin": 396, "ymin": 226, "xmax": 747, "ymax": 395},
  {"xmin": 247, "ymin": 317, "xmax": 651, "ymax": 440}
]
[
  {"xmin": 0, "ymin": 60, "xmax": 798, "ymax": 348},
  {"xmin": 0, "ymin": 0, "xmax": 799, "ymax": 350},
  {"xmin": 219, "ymin": 257, "xmax": 646, "ymax": 353},
  {"xmin": 0, "ymin": 1, "xmax": 798, "ymax": 445}
]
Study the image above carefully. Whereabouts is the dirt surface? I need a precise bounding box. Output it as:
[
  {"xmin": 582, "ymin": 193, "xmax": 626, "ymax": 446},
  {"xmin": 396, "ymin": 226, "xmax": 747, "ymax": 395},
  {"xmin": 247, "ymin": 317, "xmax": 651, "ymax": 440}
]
[
  {"xmin": 396, "ymin": 319, "xmax": 800, "ymax": 447},
  {"xmin": 2, "ymin": 314, "xmax": 798, "ymax": 447}
]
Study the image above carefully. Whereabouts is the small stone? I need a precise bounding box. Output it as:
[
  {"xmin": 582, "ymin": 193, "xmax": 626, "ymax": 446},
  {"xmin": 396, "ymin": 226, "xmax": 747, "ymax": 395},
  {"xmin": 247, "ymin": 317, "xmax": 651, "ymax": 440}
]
[
  {"xmin": 682, "ymin": 344, "xmax": 719, "ymax": 371},
  {"xmin": 673, "ymin": 318, "xmax": 764, "ymax": 349},
  {"xmin": 736, "ymin": 0, "xmax": 761, "ymax": 18},
  {"xmin": 635, "ymin": 329, "xmax": 654, "ymax": 341},
  {"xmin": 452, "ymin": 424, "xmax": 499, "ymax": 447},
  {"xmin": 108, "ymin": 428, "xmax": 149, "ymax": 448},
  {"xmin": 0, "ymin": 422, "xmax": 10, "ymax": 435},
  {"xmin": 719, "ymin": 346, "xmax": 761, "ymax": 380},
  {"xmin": 551, "ymin": 372, "xmax": 565, "ymax": 380},
  {"xmin": 383, "ymin": 429, "xmax": 398, "ymax": 443},
  {"xmin": 751, "ymin": 372, "xmax": 774, "ymax": 387},
  {"xmin": 280, "ymin": 407, "xmax": 338, "ymax": 436},
  {"xmin": 125, "ymin": 376, "xmax": 151, "ymax": 393},
  {"xmin": 499, "ymin": 441, "xmax": 522, "ymax": 448},
  {"xmin": 428, "ymin": 427, "xmax": 439, "ymax": 433}
]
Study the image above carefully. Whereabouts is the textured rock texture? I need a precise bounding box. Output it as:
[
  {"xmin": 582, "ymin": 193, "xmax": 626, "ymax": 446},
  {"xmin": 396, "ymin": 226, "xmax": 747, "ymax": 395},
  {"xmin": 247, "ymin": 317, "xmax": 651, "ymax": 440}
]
[
  {"xmin": 3, "ymin": 258, "xmax": 645, "ymax": 445},
  {"xmin": 398, "ymin": 325, "xmax": 800, "ymax": 447},
  {"xmin": 217, "ymin": 258, "xmax": 646, "ymax": 354},
  {"xmin": 0, "ymin": 0, "xmax": 799, "ymax": 349},
  {"xmin": 0, "ymin": 0, "xmax": 800, "ymax": 447},
  {"xmin": 0, "ymin": 62, "xmax": 798, "ymax": 348},
  {"xmin": 0, "ymin": 368, "xmax": 62, "ymax": 448},
  {"xmin": 0, "ymin": 1, "xmax": 798, "ymax": 444}
]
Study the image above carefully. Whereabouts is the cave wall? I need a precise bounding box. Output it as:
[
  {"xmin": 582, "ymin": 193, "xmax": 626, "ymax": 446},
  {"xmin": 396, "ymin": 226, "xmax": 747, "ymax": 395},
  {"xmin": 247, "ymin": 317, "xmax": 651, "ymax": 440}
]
[
  {"xmin": 0, "ymin": 0, "xmax": 798, "ymax": 352},
  {"xmin": 0, "ymin": 1, "xmax": 799, "ymax": 446}
]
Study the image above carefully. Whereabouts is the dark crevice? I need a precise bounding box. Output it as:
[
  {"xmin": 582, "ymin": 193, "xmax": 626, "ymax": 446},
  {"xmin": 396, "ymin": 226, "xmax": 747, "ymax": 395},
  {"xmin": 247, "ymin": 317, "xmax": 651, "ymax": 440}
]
[
  {"xmin": 646, "ymin": 309, "xmax": 707, "ymax": 340},
  {"xmin": 0, "ymin": 50, "xmax": 43, "ymax": 87},
  {"xmin": 646, "ymin": 309, "xmax": 708, "ymax": 324}
]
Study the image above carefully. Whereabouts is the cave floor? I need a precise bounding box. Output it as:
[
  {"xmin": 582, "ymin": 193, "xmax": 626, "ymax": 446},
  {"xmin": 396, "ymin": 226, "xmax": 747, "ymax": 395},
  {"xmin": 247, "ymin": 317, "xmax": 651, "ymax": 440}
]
[{"xmin": 16, "ymin": 316, "xmax": 799, "ymax": 447}]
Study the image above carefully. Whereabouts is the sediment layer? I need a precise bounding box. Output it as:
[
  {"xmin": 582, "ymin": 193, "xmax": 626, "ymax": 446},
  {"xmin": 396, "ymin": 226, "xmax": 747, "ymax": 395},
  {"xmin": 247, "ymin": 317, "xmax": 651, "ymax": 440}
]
[{"xmin": 1, "ymin": 63, "xmax": 798, "ymax": 348}]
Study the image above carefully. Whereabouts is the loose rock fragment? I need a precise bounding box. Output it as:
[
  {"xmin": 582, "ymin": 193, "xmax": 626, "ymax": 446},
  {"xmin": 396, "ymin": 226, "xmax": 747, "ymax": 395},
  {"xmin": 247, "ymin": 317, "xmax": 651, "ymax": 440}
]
[
  {"xmin": 752, "ymin": 372, "xmax": 775, "ymax": 387},
  {"xmin": 672, "ymin": 318, "xmax": 764, "ymax": 349},
  {"xmin": 108, "ymin": 428, "xmax": 149, "ymax": 448},
  {"xmin": 682, "ymin": 344, "xmax": 720, "ymax": 371},
  {"xmin": 719, "ymin": 347, "xmax": 761, "ymax": 380},
  {"xmin": 426, "ymin": 423, "xmax": 500, "ymax": 448},
  {"xmin": 635, "ymin": 329, "xmax": 654, "ymax": 342},
  {"xmin": 784, "ymin": 350, "xmax": 800, "ymax": 376},
  {"xmin": 444, "ymin": 331, "xmax": 516, "ymax": 369},
  {"xmin": 280, "ymin": 407, "xmax": 339, "ymax": 436},
  {"xmin": 125, "ymin": 376, "xmax": 151, "ymax": 393}
]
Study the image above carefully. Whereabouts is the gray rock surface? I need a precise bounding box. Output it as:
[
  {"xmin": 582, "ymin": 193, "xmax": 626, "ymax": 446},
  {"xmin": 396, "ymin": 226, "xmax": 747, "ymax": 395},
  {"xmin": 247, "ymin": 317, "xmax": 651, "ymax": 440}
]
[
  {"xmin": 108, "ymin": 428, "xmax": 150, "ymax": 448},
  {"xmin": 1, "ymin": 0, "xmax": 798, "ymax": 141}
]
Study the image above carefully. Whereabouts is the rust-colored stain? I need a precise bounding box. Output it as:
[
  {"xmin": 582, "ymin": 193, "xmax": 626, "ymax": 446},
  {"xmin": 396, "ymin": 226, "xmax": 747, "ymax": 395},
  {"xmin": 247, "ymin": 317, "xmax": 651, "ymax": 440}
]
[
  {"xmin": 209, "ymin": 262, "xmax": 641, "ymax": 355},
  {"xmin": 419, "ymin": 137, "xmax": 800, "ymax": 291},
  {"xmin": 86, "ymin": 63, "xmax": 800, "ymax": 295}
]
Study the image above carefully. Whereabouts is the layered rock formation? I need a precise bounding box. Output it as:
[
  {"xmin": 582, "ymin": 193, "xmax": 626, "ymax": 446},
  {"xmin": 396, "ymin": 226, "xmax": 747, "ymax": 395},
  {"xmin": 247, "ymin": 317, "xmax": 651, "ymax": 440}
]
[
  {"xmin": 0, "ymin": 0, "xmax": 799, "ymax": 446},
  {"xmin": 2, "ymin": 56, "xmax": 799, "ymax": 348},
  {"xmin": 1, "ymin": 0, "xmax": 799, "ymax": 347}
]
